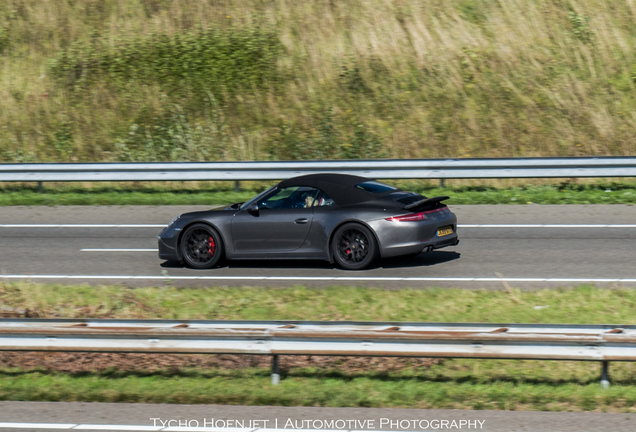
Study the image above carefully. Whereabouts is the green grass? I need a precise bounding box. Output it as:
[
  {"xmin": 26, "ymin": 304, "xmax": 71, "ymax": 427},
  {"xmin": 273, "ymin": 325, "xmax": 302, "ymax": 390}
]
[
  {"xmin": 2, "ymin": 1, "xmax": 636, "ymax": 162},
  {"xmin": 2, "ymin": 282, "xmax": 636, "ymax": 323},
  {"xmin": 3, "ymin": 363, "xmax": 636, "ymax": 411},
  {"xmin": 0, "ymin": 184, "xmax": 258, "ymax": 206},
  {"xmin": 1, "ymin": 180, "xmax": 634, "ymax": 205},
  {"xmin": 3, "ymin": 282, "xmax": 636, "ymax": 410}
]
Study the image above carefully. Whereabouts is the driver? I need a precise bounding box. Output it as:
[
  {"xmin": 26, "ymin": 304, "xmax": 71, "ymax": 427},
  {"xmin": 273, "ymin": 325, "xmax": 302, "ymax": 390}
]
[{"xmin": 303, "ymin": 193, "xmax": 315, "ymax": 208}]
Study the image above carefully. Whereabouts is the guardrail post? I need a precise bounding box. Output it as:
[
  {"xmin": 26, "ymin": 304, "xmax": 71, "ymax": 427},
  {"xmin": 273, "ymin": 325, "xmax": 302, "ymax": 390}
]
[
  {"xmin": 234, "ymin": 181, "xmax": 240, "ymax": 192},
  {"xmin": 601, "ymin": 361, "xmax": 610, "ymax": 389},
  {"xmin": 440, "ymin": 179, "xmax": 445, "ymax": 188},
  {"xmin": 271, "ymin": 355, "xmax": 280, "ymax": 385},
  {"xmin": 37, "ymin": 182, "xmax": 43, "ymax": 193}
]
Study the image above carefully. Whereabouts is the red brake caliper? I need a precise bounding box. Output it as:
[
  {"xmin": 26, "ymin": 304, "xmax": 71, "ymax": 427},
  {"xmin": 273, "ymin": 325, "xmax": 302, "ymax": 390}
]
[{"xmin": 208, "ymin": 236, "xmax": 216, "ymax": 257}]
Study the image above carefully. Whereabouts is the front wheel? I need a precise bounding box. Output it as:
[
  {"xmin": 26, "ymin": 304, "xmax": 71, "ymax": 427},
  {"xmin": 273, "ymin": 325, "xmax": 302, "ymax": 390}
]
[
  {"xmin": 180, "ymin": 223, "xmax": 224, "ymax": 269},
  {"xmin": 331, "ymin": 223, "xmax": 378, "ymax": 270}
]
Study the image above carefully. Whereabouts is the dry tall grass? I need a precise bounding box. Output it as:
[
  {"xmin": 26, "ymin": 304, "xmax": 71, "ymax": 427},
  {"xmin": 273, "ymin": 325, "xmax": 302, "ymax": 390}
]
[{"xmin": 1, "ymin": 0, "xmax": 635, "ymax": 162}]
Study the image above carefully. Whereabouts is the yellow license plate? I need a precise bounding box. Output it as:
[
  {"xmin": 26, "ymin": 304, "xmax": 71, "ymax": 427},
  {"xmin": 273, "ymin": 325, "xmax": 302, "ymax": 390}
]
[{"xmin": 437, "ymin": 226, "xmax": 453, "ymax": 237}]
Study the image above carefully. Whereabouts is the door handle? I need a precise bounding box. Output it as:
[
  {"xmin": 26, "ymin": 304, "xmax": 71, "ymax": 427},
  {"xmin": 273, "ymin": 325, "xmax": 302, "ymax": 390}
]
[{"xmin": 295, "ymin": 218, "xmax": 309, "ymax": 224}]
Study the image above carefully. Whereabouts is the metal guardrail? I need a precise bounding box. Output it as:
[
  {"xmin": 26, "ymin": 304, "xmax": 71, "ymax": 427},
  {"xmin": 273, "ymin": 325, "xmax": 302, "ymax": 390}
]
[
  {"xmin": 0, "ymin": 318, "xmax": 630, "ymax": 387},
  {"xmin": 1, "ymin": 157, "xmax": 636, "ymax": 183}
]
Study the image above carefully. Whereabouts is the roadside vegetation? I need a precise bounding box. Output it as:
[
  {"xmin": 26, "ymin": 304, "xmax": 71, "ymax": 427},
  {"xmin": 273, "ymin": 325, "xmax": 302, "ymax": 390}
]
[
  {"xmin": 2, "ymin": 1, "xmax": 636, "ymax": 163},
  {"xmin": 2, "ymin": 282, "xmax": 636, "ymax": 411},
  {"xmin": 0, "ymin": 179, "xmax": 634, "ymax": 206}
]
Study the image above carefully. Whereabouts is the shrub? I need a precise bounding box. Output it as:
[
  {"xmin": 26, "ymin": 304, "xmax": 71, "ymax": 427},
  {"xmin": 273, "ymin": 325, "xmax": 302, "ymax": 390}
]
[
  {"xmin": 48, "ymin": 25, "xmax": 283, "ymax": 98},
  {"xmin": 568, "ymin": 12, "xmax": 593, "ymax": 42},
  {"xmin": 114, "ymin": 95, "xmax": 229, "ymax": 162},
  {"xmin": 340, "ymin": 123, "xmax": 385, "ymax": 160},
  {"xmin": 53, "ymin": 120, "xmax": 74, "ymax": 160},
  {"xmin": 267, "ymin": 112, "xmax": 384, "ymax": 161},
  {"xmin": 0, "ymin": 27, "xmax": 10, "ymax": 54}
]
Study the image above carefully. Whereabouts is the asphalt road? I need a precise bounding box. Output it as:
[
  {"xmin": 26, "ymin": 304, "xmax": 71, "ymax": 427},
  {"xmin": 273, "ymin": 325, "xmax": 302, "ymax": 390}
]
[
  {"xmin": 1, "ymin": 401, "xmax": 635, "ymax": 432},
  {"xmin": 0, "ymin": 205, "xmax": 635, "ymax": 288},
  {"xmin": 1, "ymin": 205, "xmax": 636, "ymax": 431}
]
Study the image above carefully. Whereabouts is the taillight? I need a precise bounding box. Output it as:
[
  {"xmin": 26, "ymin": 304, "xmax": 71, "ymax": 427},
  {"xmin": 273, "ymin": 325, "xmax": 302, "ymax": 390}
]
[
  {"xmin": 386, "ymin": 213, "xmax": 424, "ymax": 222},
  {"xmin": 386, "ymin": 207, "xmax": 446, "ymax": 222}
]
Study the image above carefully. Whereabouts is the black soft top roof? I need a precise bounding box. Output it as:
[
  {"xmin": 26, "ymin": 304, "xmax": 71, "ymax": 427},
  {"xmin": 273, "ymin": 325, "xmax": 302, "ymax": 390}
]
[{"xmin": 277, "ymin": 173, "xmax": 399, "ymax": 205}]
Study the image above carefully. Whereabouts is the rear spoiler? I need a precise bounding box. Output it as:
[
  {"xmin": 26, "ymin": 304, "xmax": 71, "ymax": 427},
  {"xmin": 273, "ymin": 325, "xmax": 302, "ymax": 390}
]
[{"xmin": 404, "ymin": 196, "xmax": 450, "ymax": 211}]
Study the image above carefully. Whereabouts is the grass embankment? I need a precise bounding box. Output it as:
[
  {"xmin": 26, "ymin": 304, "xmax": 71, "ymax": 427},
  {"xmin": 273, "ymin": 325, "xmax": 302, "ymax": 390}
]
[
  {"xmin": 2, "ymin": 1, "xmax": 636, "ymax": 162},
  {"xmin": 2, "ymin": 282, "xmax": 636, "ymax": 411},
  {"xmin": 1, "ymin": 180, "xmax": 636, "ymax": 205}
]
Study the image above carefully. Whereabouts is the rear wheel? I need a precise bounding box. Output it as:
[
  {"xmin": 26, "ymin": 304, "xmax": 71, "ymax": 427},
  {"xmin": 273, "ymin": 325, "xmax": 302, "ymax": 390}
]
[
  {"xmin": 331, "ymin": 223, "xmax": 378, "ymax": 270},
  {"xmin": 180, "ymin": 223, "xmax": 223, "ymax": 269}
]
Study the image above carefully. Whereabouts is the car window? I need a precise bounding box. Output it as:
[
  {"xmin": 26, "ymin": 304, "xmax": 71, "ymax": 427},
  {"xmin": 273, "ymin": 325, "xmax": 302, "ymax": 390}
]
[
  {"xmin": 260, "ymin": 186, "xmax": 320, "ymax": 210},
  {"xmin": 240, "ymin": 186, "xmax": 276, "ymax": 210},
  {"xmin": 355, "ymin": 181, "xmax": 397, "ymax": 193},
  {"xmin": 314, "ymin": 190, "xmax": 335, "ymax": 207}
]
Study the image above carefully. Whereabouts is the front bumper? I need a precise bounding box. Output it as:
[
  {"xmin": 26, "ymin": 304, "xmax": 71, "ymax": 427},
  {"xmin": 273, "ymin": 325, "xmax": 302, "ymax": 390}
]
[{"xmin": 158, "ymin": 226, "xmax": 181, "ymax": 261}]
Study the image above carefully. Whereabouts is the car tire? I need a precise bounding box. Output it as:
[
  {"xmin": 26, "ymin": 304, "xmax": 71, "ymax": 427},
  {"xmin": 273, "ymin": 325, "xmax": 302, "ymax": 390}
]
[
  {"xmin": 180, "ymin": 223, "xmax": 224, "ymax": 269},
  {"xmin": 331, "ymin": 223, "xmax": 378, "ymax": 270}
]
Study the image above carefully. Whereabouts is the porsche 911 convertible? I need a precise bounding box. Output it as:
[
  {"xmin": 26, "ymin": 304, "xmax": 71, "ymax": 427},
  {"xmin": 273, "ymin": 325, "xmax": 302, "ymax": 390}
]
[{"xmin": 158, "ymin": 173, "xmax": 459, "ymax": 270}]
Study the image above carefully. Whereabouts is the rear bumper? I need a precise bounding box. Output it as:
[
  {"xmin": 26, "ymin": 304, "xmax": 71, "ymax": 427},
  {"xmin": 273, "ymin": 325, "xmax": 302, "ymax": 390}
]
[
  {"xmin": 380, "ymin": 233, "xmax": 459, "ymax": 258},
  {"xmin": 370, "ymin": 211, "xmax": 459, "ymax": 258},
  {"xmin": 428, "ymin": 233, "xmax": 459, "ymax": 251}
]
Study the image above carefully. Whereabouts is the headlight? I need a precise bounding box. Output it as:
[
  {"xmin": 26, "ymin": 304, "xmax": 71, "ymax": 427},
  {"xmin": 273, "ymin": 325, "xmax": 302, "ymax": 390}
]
[{"xmin": 168, "ymin": 215, "xmax": 182, "ymax": 226}]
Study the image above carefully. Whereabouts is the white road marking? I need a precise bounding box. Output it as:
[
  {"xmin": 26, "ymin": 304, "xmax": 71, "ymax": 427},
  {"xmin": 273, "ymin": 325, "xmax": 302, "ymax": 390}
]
[
  {"xmin": 1, "ymin": 275, "xmax": 636, "ymax": 283},
  {"xmin": 74, "ymin": 426, "xmax": 161, "ymax": 431},
  {"xmin": 80, "ymin": 249, "xmax": 157, "ymax": 252},
  {"xmin": 0, "ymin": 423, "xmax": 77, "ymax": 429},
  {"xmin": 256, "ymin": 430, "xmax": 341, "ymax": 432},
  {"xmin": 162, "ymin": 429, "xmax": 254, "ymax": 432},
  {"xmin": 459, "ymin": 224, "xmax": 636, "ymax": 228},
  {"xmin": 1, "ymin": 223, "xmax": 636, "ymax": 228},
  {"xmin": 162, "ymin": 428, "xmax": 253, "ymax": 432},
  {"xmin": 0, "ymin": 425, "xmax": 426, "ymax": 432},
  {"xmin": 0, "ymin": 224, "xmax": 165, "ymax": 228}
]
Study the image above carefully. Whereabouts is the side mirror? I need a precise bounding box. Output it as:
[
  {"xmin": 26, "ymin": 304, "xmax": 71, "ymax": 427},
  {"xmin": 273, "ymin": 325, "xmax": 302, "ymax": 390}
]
[{"xmin": 247, "ymin": 204, "xmax": 260, "ymax": 215}]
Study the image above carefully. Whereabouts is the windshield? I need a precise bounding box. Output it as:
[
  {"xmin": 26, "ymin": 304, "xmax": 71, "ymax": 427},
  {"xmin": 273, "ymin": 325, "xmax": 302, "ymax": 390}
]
[
  {"xmin": 355, "ymin": 180, "xmax": 397, "ymax": 193},
  {"xmin": 240, "ymin": 186, "xmax": 276, "ymax": 210}
]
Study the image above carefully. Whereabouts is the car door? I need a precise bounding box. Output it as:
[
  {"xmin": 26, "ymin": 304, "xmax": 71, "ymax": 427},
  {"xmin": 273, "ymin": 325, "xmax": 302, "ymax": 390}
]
[{"xmin": 231, "ymin": 186, "xmax": 318, "ymax": 254}]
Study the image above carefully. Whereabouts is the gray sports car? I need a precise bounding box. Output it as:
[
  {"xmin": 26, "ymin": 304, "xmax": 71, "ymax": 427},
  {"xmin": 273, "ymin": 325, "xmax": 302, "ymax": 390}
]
[{"xmin": 158, "ymin": 173, "xmax": 459, "ymax": 270}]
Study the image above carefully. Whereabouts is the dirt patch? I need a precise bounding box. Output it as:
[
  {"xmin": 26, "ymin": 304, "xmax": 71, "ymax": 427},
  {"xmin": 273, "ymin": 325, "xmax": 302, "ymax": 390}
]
[{"xmin": 0, "ymin": 352, "xmax": 441, "ymax": 374}]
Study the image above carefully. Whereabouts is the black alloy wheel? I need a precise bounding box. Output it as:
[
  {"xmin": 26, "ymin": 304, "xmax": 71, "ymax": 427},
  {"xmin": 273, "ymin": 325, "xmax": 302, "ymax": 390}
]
[
  {"xmin": 332, "ymin": 223, "xmax": 378, "ymax": 270},
  {"xmin": 180, "ymin": 223, "xmax": 223, "ymax": 269}
]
